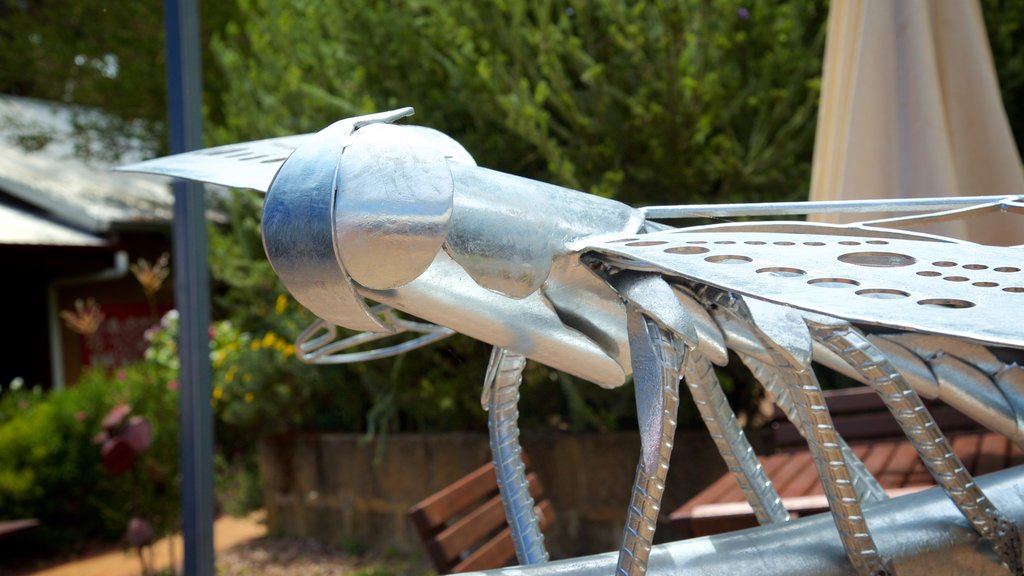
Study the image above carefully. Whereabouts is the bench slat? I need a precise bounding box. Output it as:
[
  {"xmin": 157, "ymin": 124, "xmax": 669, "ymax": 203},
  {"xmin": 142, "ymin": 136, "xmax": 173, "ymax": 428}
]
[
  {"xmin": 451, "ymin": 500, "xmax": 555, "ymax": 574},
  {"xmin": 670, "ymin": 431, "xmax": 1014, "ymax": 537},
  {"xmin": 428, "ymin": 473, "xmax": 545, "ymax": 566},
  {"xmin": 410, "ymin": 463, "xmax": 501, "ymax": 539},
  {"xmin": 0, "ymin": 519, "xmax": 39, "ymax": 538}
]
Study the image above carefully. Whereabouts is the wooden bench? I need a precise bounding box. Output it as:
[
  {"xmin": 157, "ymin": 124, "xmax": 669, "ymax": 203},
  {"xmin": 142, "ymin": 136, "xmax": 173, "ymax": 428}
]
[
  {"xmin": 0, "ymin": 519, "xmax": 39, "ymax": 539},
  {"xmin": 409, "ymin": 458, "xmax": 555, "ymax": 574},
  {"xmin": 669, "ymin": 387, "xmax": 1022, "ymax": 537}
]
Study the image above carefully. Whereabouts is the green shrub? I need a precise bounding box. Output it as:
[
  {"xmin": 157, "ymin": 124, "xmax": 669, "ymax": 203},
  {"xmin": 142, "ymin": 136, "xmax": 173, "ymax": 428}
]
[
  {"xmin": 212, "ymin": 0, "xmax": 827, "ymax": 206},
  {"xmin": 0, "ymin": 363, "xmax": 179, "ymax": 554}
]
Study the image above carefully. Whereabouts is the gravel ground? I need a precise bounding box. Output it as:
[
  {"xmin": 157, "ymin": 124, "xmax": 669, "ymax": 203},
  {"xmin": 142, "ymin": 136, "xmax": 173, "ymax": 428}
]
[{"xmin": 215, "ymin": 537, "xmax": 433, "ymax": 576}]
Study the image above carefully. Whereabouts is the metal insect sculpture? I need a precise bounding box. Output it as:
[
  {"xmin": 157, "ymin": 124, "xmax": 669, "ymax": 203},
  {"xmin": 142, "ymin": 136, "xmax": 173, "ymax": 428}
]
[{"xmin": 121, "ymin": 109, "xmax": 1024, "ymax": 576}]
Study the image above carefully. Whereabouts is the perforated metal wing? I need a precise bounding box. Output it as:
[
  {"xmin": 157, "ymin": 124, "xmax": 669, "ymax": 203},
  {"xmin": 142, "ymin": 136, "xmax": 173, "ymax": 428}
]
[{"xmin": 584, "ymin": 225, "xmax": 1024, "ymax": 350}]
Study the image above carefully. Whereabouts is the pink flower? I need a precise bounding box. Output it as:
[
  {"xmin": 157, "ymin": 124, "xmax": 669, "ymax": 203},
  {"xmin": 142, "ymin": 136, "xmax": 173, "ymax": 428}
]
[
  {"xmin": 208, "ymin": 326, "xmax": 217, "ymax": 339},
  {"xmin": 116, "ymin": 369, "xmax": 126, "ymax": 382},
  {"xmin": 167, "ymin": 380, "xmax": 178, "ymax": 391},
  {"xmin": 127, "ymin": 518, "xmax": 154, "ymax": 548},
  {"xmin": 75, "ymin": 411, "xmax": 87, "ymax": 422}
]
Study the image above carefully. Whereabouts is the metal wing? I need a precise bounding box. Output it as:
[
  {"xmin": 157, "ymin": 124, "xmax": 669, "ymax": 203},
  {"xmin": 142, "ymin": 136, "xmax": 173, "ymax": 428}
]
[
  {"xmin": 583, "ymin": 224, "xmax": 1024, "ymax": 350},
  {"xmin": 115, "ymin": 134, "xmax": 311, "ymax": 191}
]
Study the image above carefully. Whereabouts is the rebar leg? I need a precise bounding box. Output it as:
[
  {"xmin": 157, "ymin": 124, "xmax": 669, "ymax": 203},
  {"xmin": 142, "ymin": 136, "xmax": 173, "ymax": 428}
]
[
  {"xmin": 738, "ymin": 352, "xmax": 889, "ymax": 505},
  {"xmin": 719, "ymin": 304, "xmax": 893, "ymax": 575},
  {"xmin": 483, "ymin": 347, "xmax": 549, "ymax": 565},
  {"xmin": 809, "ymin": 321, "xmax": 1024, "ymax": 575},
  {"xmin": 616, "ymin": 306, "xmax": 684, "ymax": 576},
  {"xmin": 684, "ymin": 352, "xmax": 789, "ymax": 525},
  {"xmin": 783, "ymin": 363, "xmax": 893, "ymax": 575}
]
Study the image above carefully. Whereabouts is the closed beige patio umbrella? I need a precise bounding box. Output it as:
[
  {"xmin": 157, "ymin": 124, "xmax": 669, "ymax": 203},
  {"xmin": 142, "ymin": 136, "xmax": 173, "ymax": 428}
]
[{"xmin": 808, "ymin": 0, "xmax": 1024, "ymax": 246}]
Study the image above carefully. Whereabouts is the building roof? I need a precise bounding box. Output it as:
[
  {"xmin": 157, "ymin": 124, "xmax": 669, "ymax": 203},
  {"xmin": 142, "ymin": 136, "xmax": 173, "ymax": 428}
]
[
  {"xmin": 0, "ymin": 197, "xmax": 108, "ymax": 247},
  {"xmin": 0, "ymin": 95, "xmax": 174, "ymax": 235}
]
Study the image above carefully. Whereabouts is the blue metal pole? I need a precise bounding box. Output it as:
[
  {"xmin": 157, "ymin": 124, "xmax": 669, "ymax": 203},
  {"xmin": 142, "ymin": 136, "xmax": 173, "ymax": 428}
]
[{"xmin": 163, "ymin": 0, "xmax": 214, "ymax": 574}]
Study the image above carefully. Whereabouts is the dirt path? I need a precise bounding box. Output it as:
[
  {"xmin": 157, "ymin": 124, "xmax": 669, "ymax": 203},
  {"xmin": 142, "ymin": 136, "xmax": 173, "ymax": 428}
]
[{"xmin": 28, "ymin": 512, "xmax": 266, "ymax": 576}]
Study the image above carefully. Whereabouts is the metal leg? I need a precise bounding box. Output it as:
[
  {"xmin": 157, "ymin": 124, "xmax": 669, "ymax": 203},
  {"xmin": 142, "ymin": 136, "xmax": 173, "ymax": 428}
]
[
  {"xmin": 483, "ymin": 347, "xmax": 549, "ymax": 565},
  {"xmin": 738, "ymin": 352, "xmax": 889, "ymax": 506},
  {"xmin": 809, "ymin": 320, "xmax": 1024, "ymax": 575},
  {"xmin": 781, "ymin": 361, "xmax": 893, "ymax": 575},
  {"xmin": 709, "ymin": 296, "xmax": 893, "ymax": 574},
  {"xmin": 616, "ymin": 306, "xmax": 684, "ymax": 576},
  {"xmin": 683, "ymin": 352, "xmax": 789, "ymax": 525}
]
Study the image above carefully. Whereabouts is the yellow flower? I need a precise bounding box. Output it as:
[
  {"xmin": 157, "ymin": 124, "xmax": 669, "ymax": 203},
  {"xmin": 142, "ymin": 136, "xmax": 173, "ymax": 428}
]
[
  {"xmin": 244, "ymin": 392, "xmax": 254, "ymax": 403},
  {"xmin": 225, "ymin": 365, "xmax": 239, "ymax": 383},
  {"xmin": 212, "ymin": 386, "xmax": 223, "ymax": 400},
  {"xmin": 249, "ymin": 340, "xmax": 260, "ymax": 352},
  {"xmin": 275, "ymin": 294, "xmax": 288, "ymax": 315},
  {"xmin": 243, "ymin": 373, "xmax": 252, "ymax": 383},
  {"xmin": 262, "ymin": 332, "xmax": 277, "ymax": 349}
]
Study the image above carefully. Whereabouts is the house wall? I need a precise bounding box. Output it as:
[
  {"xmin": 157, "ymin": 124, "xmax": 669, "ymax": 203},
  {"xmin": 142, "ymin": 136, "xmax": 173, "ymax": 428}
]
[{"xmin": 0, "ymin": 231, "xmax": 173, "ymax": 390}]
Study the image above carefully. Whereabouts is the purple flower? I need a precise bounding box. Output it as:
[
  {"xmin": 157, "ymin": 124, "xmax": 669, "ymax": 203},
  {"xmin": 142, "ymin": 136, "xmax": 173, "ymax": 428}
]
[{"xmin": 738, "ymin": 7, "xmax": 750, "ymax": 20}]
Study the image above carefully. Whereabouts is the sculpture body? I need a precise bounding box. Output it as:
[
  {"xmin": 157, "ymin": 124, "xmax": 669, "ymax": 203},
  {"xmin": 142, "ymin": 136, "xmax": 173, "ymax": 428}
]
[{"xmin": 120, "ymin": 110, "xmax": 1024, "ymax": 575}]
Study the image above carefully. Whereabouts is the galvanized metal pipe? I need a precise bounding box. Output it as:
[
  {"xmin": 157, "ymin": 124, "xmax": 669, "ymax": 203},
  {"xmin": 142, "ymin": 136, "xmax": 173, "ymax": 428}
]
[{"xmin": 464, "ymin": 466, "xmax": 1024, "ymax": 576}]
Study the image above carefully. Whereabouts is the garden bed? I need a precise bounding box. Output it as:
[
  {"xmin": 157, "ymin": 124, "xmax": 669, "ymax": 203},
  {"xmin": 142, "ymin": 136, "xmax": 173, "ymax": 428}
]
[{"xmin": 217, "ymin": 536, "xmax": 429, "ymax": 576}]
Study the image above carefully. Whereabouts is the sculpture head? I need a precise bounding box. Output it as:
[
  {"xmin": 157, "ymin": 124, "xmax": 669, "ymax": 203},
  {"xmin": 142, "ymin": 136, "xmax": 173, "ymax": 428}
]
[
  {"xmin": 261, "ymin": 109, "xmax": 476, "ymax": 333},
  {"xmin": 121, "ymin": 109, "xmax": 645, "ymax": 386},
  {"xmin": 261, "ymin": 110, "xmax": 645, "ymax": 373}
]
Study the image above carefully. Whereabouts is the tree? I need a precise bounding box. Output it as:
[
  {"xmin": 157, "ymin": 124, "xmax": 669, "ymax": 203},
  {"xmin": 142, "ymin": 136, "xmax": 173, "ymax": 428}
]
[
  {"xmin": 212, "ymin": 0, "xmax": 828, "ymax": 206},
  {"xmin": 0, "ymin": 0, "xmax": 233, "ymax": 160}
]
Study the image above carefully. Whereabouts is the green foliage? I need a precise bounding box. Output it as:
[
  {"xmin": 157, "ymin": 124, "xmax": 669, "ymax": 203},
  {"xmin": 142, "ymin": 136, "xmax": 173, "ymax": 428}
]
[
  {"xmin": 0, "ymin": 364, "xmax": 179, "ymax": 554},
  {"xmin": 0, "ymin": 0, "xmax": 234, "ymax": 159},
  {"xmin": 212, "ymin": 0, "xmax": 827, "ymax": 206},
  {"xmin": 214, "ymin": 452, "xmax": 263, "ymax": 517},
  {"xmin": 983, "ymin": 0, "xmax": 1024, "ymax": 155}
]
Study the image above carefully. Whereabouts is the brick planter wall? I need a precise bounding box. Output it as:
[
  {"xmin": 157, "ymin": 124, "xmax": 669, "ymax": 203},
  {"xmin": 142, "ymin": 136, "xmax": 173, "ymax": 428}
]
[{"xmin": 258, "ymin": 429, "xmax": 766, "ymax": 559}]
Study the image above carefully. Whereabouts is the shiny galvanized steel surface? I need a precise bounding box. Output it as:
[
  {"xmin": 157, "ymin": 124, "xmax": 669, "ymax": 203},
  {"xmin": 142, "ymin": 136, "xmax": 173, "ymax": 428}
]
[
  {"xmin": 464, "ymin": 466, "xmax": 1024, "ymax": 576},
  {"xmin": 359, "ymin": 251, "xmax": 628, "ymax": 388},
  {"xmin": 118, "ymin": 133, "xmax": 310, "ymax": 192},
  {"xmin": 262, "ymin": 117, "xmax": 387, "ymax": 333},
  {"xmin": 446, "ymin": 163, "xmax": 645, "ymax": 299},
  {"xmin": 642, "ymin": 195, "xmax": 1024, "ymax": 219},
  {"xmin": 334, "ymin": 123, "xmax": 455, "ymax": 290},
  {"xmin": 587, "ymin": 229, "xmax": 1024, "ymax": 350}
]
